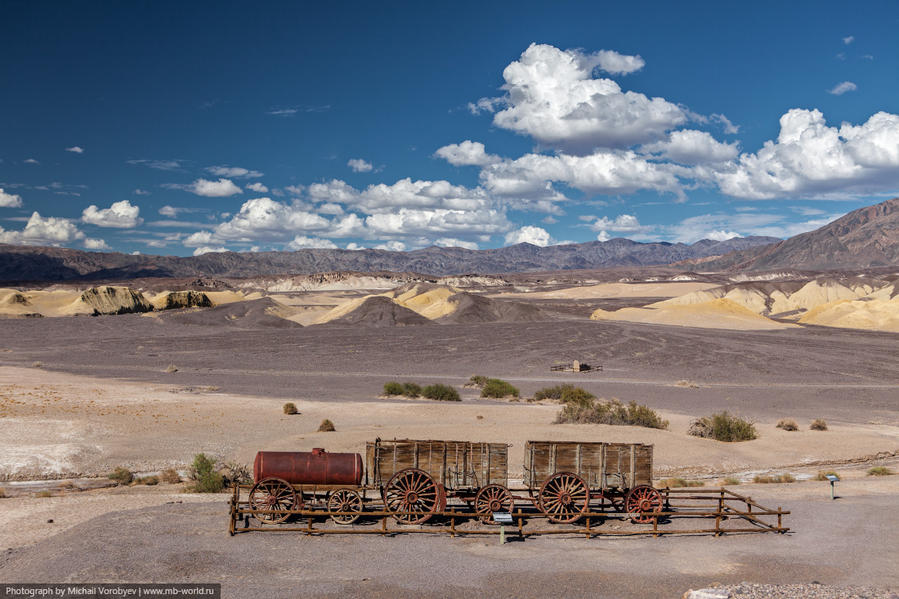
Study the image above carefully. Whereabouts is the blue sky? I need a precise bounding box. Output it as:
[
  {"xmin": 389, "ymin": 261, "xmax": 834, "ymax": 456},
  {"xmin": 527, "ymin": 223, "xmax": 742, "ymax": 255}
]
[{"xmin": 2, "ymin": 1, "xmax": 898, "ymax": 256}]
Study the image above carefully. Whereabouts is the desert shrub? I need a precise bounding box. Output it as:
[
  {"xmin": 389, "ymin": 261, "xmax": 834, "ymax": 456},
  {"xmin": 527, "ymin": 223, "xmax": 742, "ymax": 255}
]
[
  {"xmin": 220, "ymin": 461, "xmax": 252, "ymax": 485},
  {"xmin": 554, "ymin": 398, "xmax": 669, "ymax": 430},
  {"xmin": 535, "ymin": 384, "xmax": 594, "ymax": 405},
  {"xmin": 688, "ymin": 412, "xmax": 757, "ymax": 442},
  {"xmin": 0, "ymin": 487, "xmax": 6, "ymax": 498},
  {"xmin": 164, "ymin": 364, "xmax": 178, "ymax": 373},
  {"xmin": 160, "ymin": 468, "xmax": 181, "ymax": 484},
  {"xmin": 480, "ymin": 378, "xmax": 519, "ymax": 399},
  {"xmin": 401, "ymin": 382, "xmax": 422, "ymax": 397},
  {"xmin": 283, "ymin": 402, "xmax": 298, "ymax": 415},
  {"xmin": 722, "ymin": 476, "xmax": 741, "ymax": 486},
  {"xmin": 422, "ymin": 384, "xmax": 461, "ymax": 402},
  {"xmin": 810, "ymin": 419, "xmax": 828, "ymax": 431},
  {"xmin": 776, "ymin": 419, "xmax": 798, "ymax": 431},
  {"xmin": 383, "ymin": 381, "xmax": 421, "ymax": 397},
  {"xmin": 318, "ymin": 419, "xmax": 336, "ymax": 432},
  {"xmin": 815, "ymin": 470, "xmax": 839, "ymax": 481},
  {"xmin": 658, "ymin": 478, "xmax": 702, "ymax": 488},
  {"xmin": 136, "ymin": 476, "xmax": 159, "ymax": 486},
  {"xmin": 383, "ymin": 381, "xmax": 404, "ymax": 396},
  {"xmin": 753, "ymin": 473, "xmax": 795, "ymax": 484},
  {"xmin": 32, "ymin": 361, "xmax": 43, "ymax": 368},
  {"xmin": 467, "ymin": 375, "xmax": 488, "ymax": 388},
  {"xmin": 109, "ymin": 466, "xmax": 134, "ymax": 485},
  {"xmin": 674, "ymin": 379, "xmax": 699, "ymax": 388},
  {"xmin": 35, "ymin": 490, "xmax": 52, "ymax": 498},
  {"xmin": 867, "ymin": 466, "xmax": 894, "ymax": 476},
  {"xmin": 188, "ymin": 453, "xmax": 224, "ymax": 493},
  {"xmin": 476, "ymin": 415, "xmax": 484, "ymax": 420}
]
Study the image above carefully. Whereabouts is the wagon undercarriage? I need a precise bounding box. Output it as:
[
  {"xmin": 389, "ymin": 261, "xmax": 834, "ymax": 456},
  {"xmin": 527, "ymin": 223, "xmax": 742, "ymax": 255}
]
[{"xmin": 228, "ymin": 482, "xmax": 790, "ymax": 537}]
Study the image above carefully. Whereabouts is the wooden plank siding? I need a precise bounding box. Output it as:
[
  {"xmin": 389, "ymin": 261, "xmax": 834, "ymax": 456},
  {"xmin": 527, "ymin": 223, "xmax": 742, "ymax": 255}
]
[
  {"xmin": 366, "ymin": 439, "xmax": 508, "ymax": 489},
  {"xmin": 524, "ymin": 441, "xmax": 653, "ymax": 490}
]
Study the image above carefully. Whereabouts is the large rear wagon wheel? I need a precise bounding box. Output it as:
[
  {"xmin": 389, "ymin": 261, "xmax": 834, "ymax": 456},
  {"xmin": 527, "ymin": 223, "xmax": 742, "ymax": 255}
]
[
  {"xmin": 383, "ymin": 468, "xmax": 443, "ymax": 525},
  {"xmin": 538, "ymin": 472, "xmax": 589, "ymax": 523},
  {"xmin": 625, "ymin": 485, "xmax": 662, "ymax": 523},
  {"xmin": 474, "ymin": 484, "xmax": 514, "ymax": 523},
  {"xmin": 327, "ymin": 488, "xmax": 363, "ymax": 525},
  {"xmin": 248, "ymin": 477, "xmax": 300, "ymax": 524}
]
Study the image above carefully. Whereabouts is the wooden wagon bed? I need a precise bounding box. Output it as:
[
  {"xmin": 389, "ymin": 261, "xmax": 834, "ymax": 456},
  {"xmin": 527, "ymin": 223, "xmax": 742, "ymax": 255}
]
[
  {"xmin": 366, "ymin": 438, "xmax": 508, "ymax": 489},
  {"xmin": 524, "ymin": 440, "xmax": 653, "ymax": 490}
]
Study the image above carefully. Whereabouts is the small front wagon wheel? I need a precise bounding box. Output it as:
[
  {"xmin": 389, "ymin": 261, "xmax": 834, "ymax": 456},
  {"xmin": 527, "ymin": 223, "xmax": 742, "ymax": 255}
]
[
  {"xmin": 248, "ymin": 477, "xmax": 299, "ymax": 524},
  {"xmin": 327, "ymin": 488, "xmax": 363, "ymax": 525},
  {"xmin": 474, "ymin": 484, "xmax": 514, "ymax": 524}
]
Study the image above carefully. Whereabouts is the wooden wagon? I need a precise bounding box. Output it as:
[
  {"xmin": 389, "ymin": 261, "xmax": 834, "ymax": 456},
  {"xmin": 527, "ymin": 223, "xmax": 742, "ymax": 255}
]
[
  {"xmin": 523, "ymin": 440, "xmax": 661, "ymax": 523},
  {"xmin": 366, "ymin": 438, "xmax": 510, "ymax": 523}
]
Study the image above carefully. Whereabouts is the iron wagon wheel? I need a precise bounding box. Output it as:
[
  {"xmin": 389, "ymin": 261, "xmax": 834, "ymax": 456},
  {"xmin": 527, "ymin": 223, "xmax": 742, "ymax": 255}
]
[
  {"xmin": 625, "ymin": 485, "xmax": 663, "ymax": 523},
  {"xmin": 538, "ymin": 472, "xmax": 590, "ymax": 523},
  {"xmin": 248, "ymin": 477, "xmax": 300, "ymax": 525},
  {"xmin": 474, "ymin": 484, "xmax": 514, "ymax": 524},
  {"xmin": 383, "ymin": 468, "xmax": 444, "ymax": 525},
  {"xmin": 326, "ymin": 488, "xmax": 363, "ymax": 525}
]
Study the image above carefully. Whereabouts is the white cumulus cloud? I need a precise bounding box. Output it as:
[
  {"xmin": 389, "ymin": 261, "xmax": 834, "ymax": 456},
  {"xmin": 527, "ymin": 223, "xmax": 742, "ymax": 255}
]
[
  {"xmin": 828, "ymin": 81, "xmax": 857, "ymax": 95},
  {"xmin": 65, "ymin": 146, "xmax": 84, "ymax": 154},
  {"xmin": 0, "ymin": 212, "xmax": 85, "ymax": 245},
  {"xmin": 188, "ymin": 178, "xmax": 243, "ymax": 197},
  {"xmin": 434, "ymin": 141, "xmax": 501, "ymax": 166},
  {"xmin": 193, "ymin": 246, "xmax": 228, "ymax": 256},
  {"xmin": 374, "ymin": 240, "xmax": 407, "ymax": 252},
  {"xmin": 492, "ymin": 43, "xmax": 685, "ymax": 152},
  {"xmin": 434, "ymin": 237, "xmax": 479, "ymax": 250},
  {"xmin": 246, "ymin": 182, "xmax": 269, "ymax": 193},
  {"xmin": 0, "ymin": 188, "xmax": 23, "ymax": 208},
  {"xmin": 594, "ymin": 49, "xmax": 645, "ymax": 75},
  {"xmin": 286, "ymin": 235, "xmax": 338, "ymax": 250},
  {"xmin": 641, "ymin": 130, "xmax": 739, "ymax": 164},
  {"xmin": 347, "ymin": 158, "xmax": 373, "ymax": 172},
  {"xmin": 713, "ymin": 108, "xmax": 899, "ymax": 199},
  {"xmin": 84, "ymin": 238, "xmax": 110, "ymax": 250},
  {"xmin": 81, "ymin": 200, "xmax": 143, "ymax": 228},
  {"xmin": 504, "ymin": 225, "xmax": 552, "ymax": 246}
]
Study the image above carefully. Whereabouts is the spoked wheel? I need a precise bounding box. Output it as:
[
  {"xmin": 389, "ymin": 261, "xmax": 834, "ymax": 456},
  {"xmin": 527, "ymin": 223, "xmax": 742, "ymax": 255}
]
[
  {"xmin": 327, "ymin": 488, "xmax": 363, "ymax": 525},
  {"xmin": 383, "ymin": 468, "xmax": 444, "ymax": 524},
  {"xmin": 474, "ymin": 484, "xmax": 514, "ymax": 523},
  {"xmin": 625, "ymin": 485, "xmax": 663, "ymax": 523},
  {"xmin": 538, "ymin": 472, "xmax": 590, "ymax": 523},
  {"xmin": 248, "ymin": 477, "xmax": 300, "ymax": 524}
]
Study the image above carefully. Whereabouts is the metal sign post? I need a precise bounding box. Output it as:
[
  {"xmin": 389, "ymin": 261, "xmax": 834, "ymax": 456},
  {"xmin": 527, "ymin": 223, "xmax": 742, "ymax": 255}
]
[
  {"xmin": 825, "ymin": 474, "xmax": 839, "ymax": 499},
  {"xmin": 493, "ymin": 512, "xmax": 513, "ymax": 544}
]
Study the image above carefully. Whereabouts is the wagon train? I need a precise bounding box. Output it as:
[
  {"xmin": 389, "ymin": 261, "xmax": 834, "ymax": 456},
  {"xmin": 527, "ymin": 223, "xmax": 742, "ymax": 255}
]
[{"xmin": 228, "ymin": 438, "xmax": 790, "ymax": 537}]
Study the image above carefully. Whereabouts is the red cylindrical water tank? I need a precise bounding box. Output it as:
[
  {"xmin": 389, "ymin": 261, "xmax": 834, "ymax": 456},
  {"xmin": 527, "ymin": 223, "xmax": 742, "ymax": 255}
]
[{"xmin": 253, "ymin": 448, "xmax": 363, "ymax": 485}]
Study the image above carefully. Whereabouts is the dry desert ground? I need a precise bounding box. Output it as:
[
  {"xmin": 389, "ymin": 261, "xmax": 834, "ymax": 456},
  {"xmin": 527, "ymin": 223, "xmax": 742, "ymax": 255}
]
[{"xmin": 0, "ymin": 279, "xmax": 897, "ymax": 598}]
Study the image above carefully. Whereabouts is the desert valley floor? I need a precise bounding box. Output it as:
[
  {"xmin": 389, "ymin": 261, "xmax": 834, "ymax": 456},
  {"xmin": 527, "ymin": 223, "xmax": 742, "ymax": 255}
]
[{"xmin": 0, "ymin": 281, "xmax": 897, "ymax": 598}]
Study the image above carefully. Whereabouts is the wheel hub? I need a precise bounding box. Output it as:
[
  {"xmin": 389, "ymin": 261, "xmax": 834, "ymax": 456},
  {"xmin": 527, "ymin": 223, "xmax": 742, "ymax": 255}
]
[{"xmin": 405, "ymin": 491, "xmax": 419, "ymax": 503}]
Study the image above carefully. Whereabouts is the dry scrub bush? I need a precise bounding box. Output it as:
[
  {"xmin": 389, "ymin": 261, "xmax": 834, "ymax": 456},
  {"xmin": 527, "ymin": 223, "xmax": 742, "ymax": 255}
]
[
  {"xmin": 422, "ymin": 384, "xmax": 461, "ymax": 402},
  {"xmin": 383, "ymin": 382, "xmax": 422, "ymax": 398},
  {"xmin": 674, "ymin": 380, "xmax": 699, "ymax": 388},
  {"xmin": 480, "ymin": 379, "xmax": 519, "ymax": 399},
  {"xmin": 555, "ymin": 397, "xmax": 669, "ymax": 430},
  {"xmin": 689, "ymin": 412, "xmax": 757, "ymax": 442},
  {"xmin": 164, "ymin": 364, "xmax": 178, "ymax": 373},
  {"xmin": 31, "ymin": 361, "xmax": 43, "ymax": 368},
  {"xmin": 753, "ymin": 473, "xmax": 795, "ymax": 484},
  {"xmin": 534, "ymin": 384, "xmax": 594, "ymax": 403},
  {"xmin": 136, "ymin": 476, "xmax": 159, "ymax": 486},
  {"xmin": 318, "ymin": 419, "xmax": 336, "ymax": 432},
  {"xmin": 160, "ymin": 468, "xmax": 181, "ymax": 484},
  {"xmin": 658, "ymin": 478, "xmax": 703, "ymax": 488},
  {"xmin": 220, "ymin": 461, "xmax": 252, "ymax": 485},
  {"xmin": 810, "ymin": 419, "xmax": 828, "ymax": 431},
  {"xmin": 815, "ymin": 470, "xmax": 839, "ymax": 481},
  {"xmin": 776, "ymin": 419, "xmax": 799, "ymax": 431},
  {"xmin": 282, "ymin": 402, "xmax": 298, "ymax": 415},
  {"xmin": 0, "ymin": 488, "xmax": 6, "ymax": 498},
  {"xmin": 868, "ymin": 466, "xmax": 894, "ymax": 476},
  {"xmin": 108, "ymin": 467, "xmax": 134, "ymax": 485},
  {"xmin": 187, "ymin": 453, "xmax": 224, "ymax": 493},
  {"xmin": 476, "ymin": 415, "xmax": 484, "ymax": 420},
  {"xmin": 467, "ymin": 375, "xmax": 488, "ymax": 388},
  {"xmin": 35, "ymin": 490, "xmax": 52, "ymax": 498},
  {"xmin": 722, "ymin": 476, "xmax": 741, "ymax": 486}
]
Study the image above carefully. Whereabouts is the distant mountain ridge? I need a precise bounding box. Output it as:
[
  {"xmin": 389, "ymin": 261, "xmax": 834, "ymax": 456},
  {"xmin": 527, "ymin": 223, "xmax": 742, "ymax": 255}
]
[
  {"xmin": 0, "ymin": 236, "xmax": 777, "ymax": 282},
  {"xmin": 694, "ymin": 198, "xmax": 899, "ymax": 271}
]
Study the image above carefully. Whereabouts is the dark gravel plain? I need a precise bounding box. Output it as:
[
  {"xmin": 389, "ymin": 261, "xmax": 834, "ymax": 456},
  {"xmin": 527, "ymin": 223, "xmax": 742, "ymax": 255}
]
[{"xmin": 1, "ymin": 314, "xmax": 897, "ymax": 424}]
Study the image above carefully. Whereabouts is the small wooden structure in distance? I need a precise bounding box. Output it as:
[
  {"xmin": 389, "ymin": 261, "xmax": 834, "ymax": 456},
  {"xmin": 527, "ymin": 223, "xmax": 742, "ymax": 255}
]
[{"xmin": 550, "ymin": 360, "xmax": 601, "ymax": 372}]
